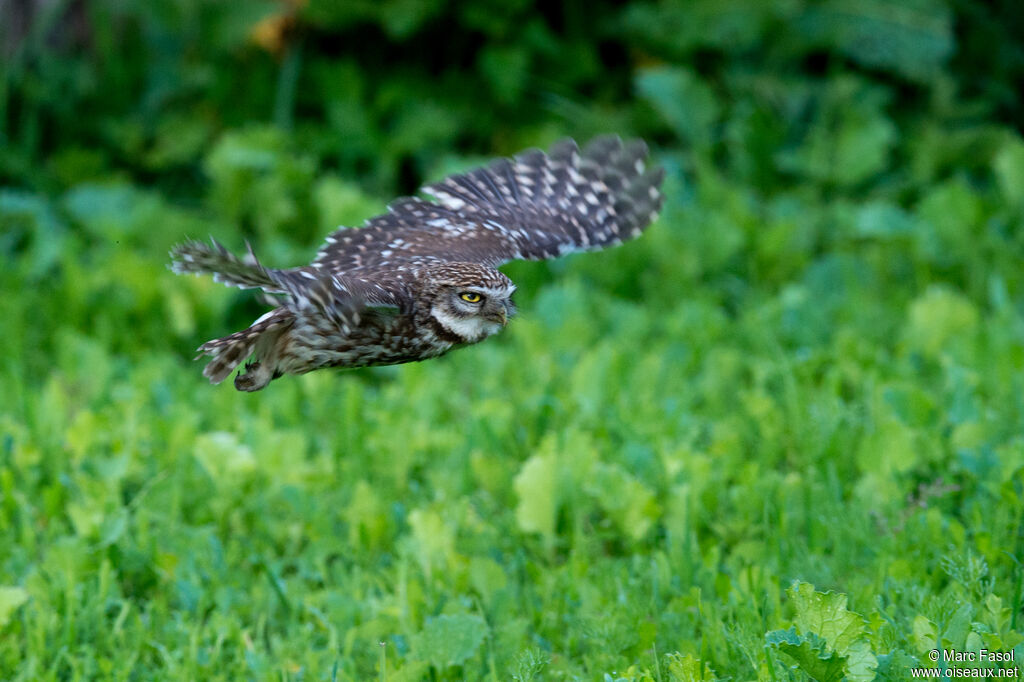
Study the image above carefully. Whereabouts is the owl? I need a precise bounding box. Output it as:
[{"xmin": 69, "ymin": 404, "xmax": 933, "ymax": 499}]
[{"xmin": 170, "ymin": 136, "xmax": 665, "ymax": 391}]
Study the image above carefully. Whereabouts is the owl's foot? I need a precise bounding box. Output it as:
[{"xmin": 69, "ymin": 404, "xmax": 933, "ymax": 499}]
[{"xmin": 234, "ymin": 361, "xmax": 273, "ymax": 392}]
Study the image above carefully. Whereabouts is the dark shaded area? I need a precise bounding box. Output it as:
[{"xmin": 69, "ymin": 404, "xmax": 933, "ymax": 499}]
[{"xmin": 2, "ymin": 0, "xmax": 1022, "ymax": 198}]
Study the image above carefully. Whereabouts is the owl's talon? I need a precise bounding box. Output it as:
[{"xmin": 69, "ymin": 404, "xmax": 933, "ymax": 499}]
[{"xmin": 235, "ymin": 362, "xmax": 271, "ymax": 392}]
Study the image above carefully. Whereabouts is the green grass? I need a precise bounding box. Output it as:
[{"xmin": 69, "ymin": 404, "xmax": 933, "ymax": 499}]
[
  {"xmin": 4, "ymin": 1, "xmax": 1024, "ymax": 678},
  {"xmin": 3, "ymin": 144, "xmax": 1024, "ymax": 679}
]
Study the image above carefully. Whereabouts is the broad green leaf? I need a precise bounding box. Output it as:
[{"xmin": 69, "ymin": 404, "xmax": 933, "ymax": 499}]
[
  {"xmin": 843, "ymin": 639, "xmax": 879, "ymax": 682},
  {"xmin": 98, "ymin": 509, "xmax": 128, "ymax": 548},
  {"xmin": 636, "ymin": 66, "xmax": 720, "ymax": 146},
  {"xmin": 912, "ymin": 615, "xmax": 939, "ymax": 654},
  {"xmin": 624, "ymin": 0, "xmax": 772, "ymax": 54},
  {"xmin": 903, "ymin": 286, "xmax": 979, "ymax": 357},
  {"xmin": 790, "ymin": 582, "xmax": 867, "ymax": 652},
  {"xmin": 63, "ymin": 183, "xmax": 143, "ymax": 238},
  {"xmin": 513, "ymin": 452, "xmax": 558, "ymax": 540},
  {"xmin": 800, "ymin": 0, "xmax": 954, "ymax": 83},
  {"xmin": 585, "ymin": 463, "xmax": 660, "ymax": 542},
  {"xmin": 468, "ymin": 556, "xmax": 507, "ymax": 605},
  {"xmin": 940, "ymin": 602, "xmax": 973, "ymax": 650},
  {"xmin": 915, "ymin": 178, "xmax": 985, "ymax": 265},
  {"xmin": 854, "ymin": 201, "xmax": 918, "ymax": 238},
  {"xmin": 0, "ymin": 190, "xmax": 65, "ymax": 277},
  {"xmin": 984, "ymin": 594, "xmax": 1012, "ymax": 636},
  {"xmin": 780, "ymin": 97, "xmax": 896, "ymax": 186},
  {"xmin": 193, "ymin": 431, "xmax": 257, "ymax": 482},
  {"xmin": 412, "ymin": 614, "xmax": 488, "ymax": 669},
  {"xmin": 766, "ymin": 627, "xmax": 845, "ymax": 682},
  {"xmin": 993, "ymin": 135, "xmax": 1024, "ymax": 207},
  {"xmin": 786, "ymin": 582, "xmax": 878, "ymax": 682},
  {"xmin": 856, "ymin": 418, "xmax": 918, "ymax": 477},
  {"xmin": 165, "ymin": 288, "xmax": 197, "ymax": 338},
  {"xmin": 0, "ymin": 587, "xmax": 29, "ymax": 628},
  {"xmin": 346, "ymin": 480, "xmax": 390, "ymax": 550},
  {"xmin": 67, "ymin": 499, "xmax": 106, "ymax": 539},
  {"xmin": 407, "ymin": 508, "xmax": 456, "ymax": 580},
  {"xmin": 479, "ymin": 45, "xmax": 531, "ymax": 104},
  {"xmin": 874, "ymin": 649, "xmax": 921, "ymax": 679}
]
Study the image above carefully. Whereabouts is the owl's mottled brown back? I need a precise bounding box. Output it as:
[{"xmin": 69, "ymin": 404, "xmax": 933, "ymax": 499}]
[{"xmin": 171, "ymin": 136, "xmax": 665, "ymax": 390}]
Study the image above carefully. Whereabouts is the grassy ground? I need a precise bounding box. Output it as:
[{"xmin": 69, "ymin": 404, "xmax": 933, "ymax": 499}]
[
  {"xmin": 3, "ymin": 141, "xmax": 1024, "ymax": 679},
  {"xmin": 4, "ymin": 2, "xmax": 1024, "ymax": 680}
]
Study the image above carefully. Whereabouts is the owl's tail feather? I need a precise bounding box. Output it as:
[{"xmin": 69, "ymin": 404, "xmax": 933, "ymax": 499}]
[
  {"xmin": 169, "ymin": 239, "xmax": 283, "ymax": 293},
  {"xmin": 196, "ymin": 308, "xmax": 293, "ymax": 390},
  {"xmin": 171, "ymin": 239, "xmax": 368, "ymax": 336}
]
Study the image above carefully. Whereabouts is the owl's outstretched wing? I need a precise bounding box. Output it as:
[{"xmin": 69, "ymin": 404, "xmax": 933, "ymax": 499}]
[
  {"xmin": 170, "ymin": 239, "xmax": 408, "ymax": 334},
  {"xmin": 312, "ymin": 136, "xmax": 665, "ymax": 275}
]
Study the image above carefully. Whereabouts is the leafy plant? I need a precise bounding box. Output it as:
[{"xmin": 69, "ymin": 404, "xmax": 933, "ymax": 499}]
[{"xmin": 2, "ymin": 0, "xmax": 1024, "ymax": 679}]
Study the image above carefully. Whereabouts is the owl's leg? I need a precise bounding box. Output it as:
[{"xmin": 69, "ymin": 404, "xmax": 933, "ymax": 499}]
[
  {"xmin": 232, "ymin": 317, "xmax": 294, "ymax": 391},
  {"xmin": 234, "ymin": 361, "xmax": 274, "ymax": 392},
  {"xmin": 195, "ymin": 308, "xmax": 293, "ymax": 390}
]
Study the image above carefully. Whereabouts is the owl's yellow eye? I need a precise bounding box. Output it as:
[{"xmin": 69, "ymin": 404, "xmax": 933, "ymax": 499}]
[{"xmin": 459, "ymin": 292, "xmax": 483, "ymax": 303}]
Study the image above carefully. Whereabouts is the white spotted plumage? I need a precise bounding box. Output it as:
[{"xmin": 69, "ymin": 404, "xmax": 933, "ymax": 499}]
[{"xmin": 170, "ymin": 136, "xmax": 664, "ymax": 391}]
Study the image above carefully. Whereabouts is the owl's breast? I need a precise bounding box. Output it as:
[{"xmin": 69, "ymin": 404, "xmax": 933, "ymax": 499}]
[{"xmin": 279, "ymin": 310, "xmax": 455, "ymax": 373}]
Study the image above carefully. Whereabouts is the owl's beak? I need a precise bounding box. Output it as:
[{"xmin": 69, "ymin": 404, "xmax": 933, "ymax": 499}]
[{"xmin": 485, "ymin": 305, "xmax": 508, "ymax": 327}]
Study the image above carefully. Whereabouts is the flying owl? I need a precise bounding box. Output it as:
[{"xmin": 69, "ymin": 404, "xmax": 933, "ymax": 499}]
[{"xmin": 170, "ymin": 136, "xmax": 665, "ymax": 391}]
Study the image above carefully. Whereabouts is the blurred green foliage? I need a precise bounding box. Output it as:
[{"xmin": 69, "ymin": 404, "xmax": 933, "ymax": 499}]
[{"xmin": 3, "ymin": 0, "xmax": 1024, "ymax": 679}]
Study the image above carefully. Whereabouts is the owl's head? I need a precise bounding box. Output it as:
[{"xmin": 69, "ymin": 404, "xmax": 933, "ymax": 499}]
[{"xmin": 422, "ymin": 262, "xmax": 517, "ymax": 343}]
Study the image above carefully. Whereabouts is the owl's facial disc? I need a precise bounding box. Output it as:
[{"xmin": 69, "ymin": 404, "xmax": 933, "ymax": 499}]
[{"xmin": 432, "ymin": 284, "xmax": 516, "ymax": 343}]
